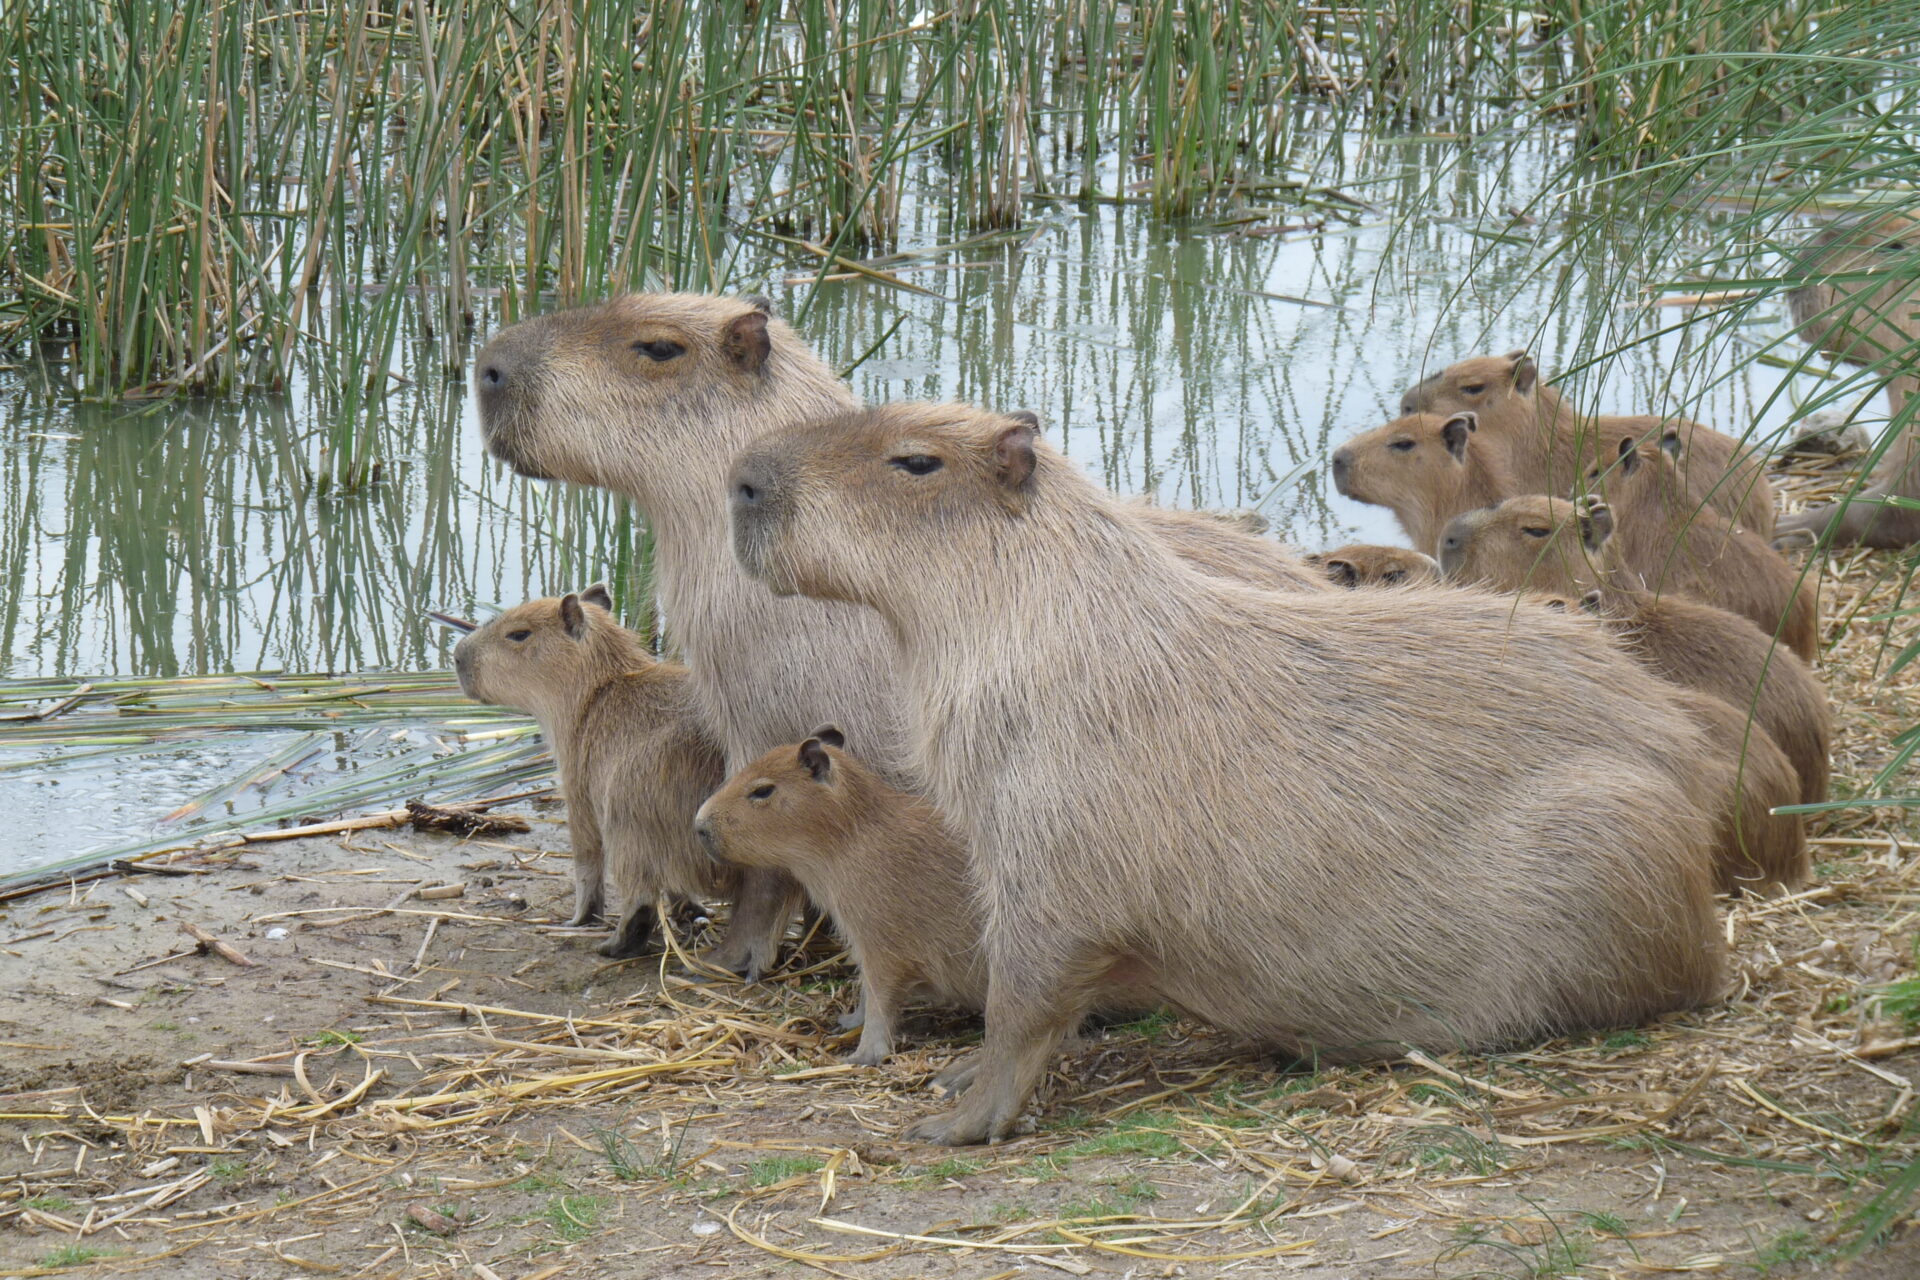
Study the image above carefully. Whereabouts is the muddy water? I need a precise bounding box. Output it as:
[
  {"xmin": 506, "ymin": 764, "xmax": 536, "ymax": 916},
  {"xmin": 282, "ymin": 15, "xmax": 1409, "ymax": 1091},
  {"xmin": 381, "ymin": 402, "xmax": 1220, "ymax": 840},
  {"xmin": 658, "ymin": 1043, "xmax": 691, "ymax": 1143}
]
[{"xmin": 0, "ymin": 134, "xmax": 1845, "ymax": 873}]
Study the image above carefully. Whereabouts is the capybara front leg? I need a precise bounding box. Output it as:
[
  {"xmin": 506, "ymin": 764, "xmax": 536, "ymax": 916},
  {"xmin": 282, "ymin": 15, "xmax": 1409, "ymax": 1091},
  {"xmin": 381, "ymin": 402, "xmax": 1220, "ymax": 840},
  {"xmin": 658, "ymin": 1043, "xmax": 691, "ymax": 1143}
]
[
  {"xmin": 844, "ymin": 968, "xmax": 905, "ymax": 1067},
  {"xmin": 906, "ymin": 985, "xmax": 1078, "ymax": 1145},
  {"xmin": 598, "ymin": 899, "xmax": 659, "ymax": 959},
  {"xmin": 566, "ymin": 808, "xmax": 606, "ymax": 927},
  {"xmin": 706, "ymin": 866, "xmax": 802, "ymax": 982}
]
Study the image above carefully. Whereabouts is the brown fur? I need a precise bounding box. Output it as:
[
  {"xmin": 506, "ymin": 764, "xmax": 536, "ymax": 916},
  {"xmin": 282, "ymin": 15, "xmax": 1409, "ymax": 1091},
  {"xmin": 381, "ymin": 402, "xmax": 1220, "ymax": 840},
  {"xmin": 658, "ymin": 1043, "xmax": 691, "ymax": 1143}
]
[
  {"xmin": 1442, "ymin": 498, "xmax": 1831, "ymax": 806},
  {"xmin": 1400, "ymin": 351, "xmax": 1777, "ymax": 535},
  {"xmin": 474, "ymin": 294, "xmax": 1331, "ymax": 976},
  {"xmin": 1593, "ymin": 437, "xmax": 1819, "ymax": 661},
  {"xmin": 1330, "ymin": 411, "xmax": 1515, "ymax": 554},
  {"xmin": 731, "ymin": 399, "xmax": 1727, "ymax": 1145},
  {"xmin": 1308, "ymin": 544, "xmax": 1443, "ymax": 588},
  {"xmin": 1775, "ymin": 211, "xmax": 1920, "ymax": 549},
  {"xmin": 1667, "ymin": 689, "xmax": 1810, "ymax": 895},
  {"xmin": 694, "ymin": 731, "xmax": 994, "ymax": 1065},
  {"xmin": 454, "ymin": 590, "xmax": 728, "ymax": 958}
]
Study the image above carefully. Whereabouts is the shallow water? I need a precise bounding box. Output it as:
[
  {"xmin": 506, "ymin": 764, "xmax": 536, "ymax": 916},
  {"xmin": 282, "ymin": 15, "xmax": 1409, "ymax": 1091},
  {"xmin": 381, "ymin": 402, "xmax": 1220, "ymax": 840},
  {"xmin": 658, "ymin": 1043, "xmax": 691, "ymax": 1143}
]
[{"xmin": 0, "ymin": 130, "xmax": 1846, "ymax": 875}]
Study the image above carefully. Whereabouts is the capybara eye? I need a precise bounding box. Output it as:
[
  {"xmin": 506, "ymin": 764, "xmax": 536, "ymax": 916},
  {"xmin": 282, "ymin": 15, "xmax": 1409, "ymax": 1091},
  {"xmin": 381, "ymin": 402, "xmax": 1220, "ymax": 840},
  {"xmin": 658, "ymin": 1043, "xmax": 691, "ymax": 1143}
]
[
  {"xmin": 1460, "ymin": 382, "xmax": 1486, "ymax": 395},
  {"xmin": 1388, "ymin": 439, "xmax": 1415, "ymax": 453},
  {"xmin": 632, "ymin": 339, "xmax": 686, "ymax": 361},
  {"xmin": 507, "ymin": 629, "xmax": 532, "ymax": 642},
  {"xmin": 1522, "ymin": 526, "xmax": 1550, "ymax": 539},
  {"xmin": 749, "ymin": 783, "xmax": 775, "ymax": 801},
  {"xmin": 890, "ymin": 454, "xmax": 944, "ymax": 475}
]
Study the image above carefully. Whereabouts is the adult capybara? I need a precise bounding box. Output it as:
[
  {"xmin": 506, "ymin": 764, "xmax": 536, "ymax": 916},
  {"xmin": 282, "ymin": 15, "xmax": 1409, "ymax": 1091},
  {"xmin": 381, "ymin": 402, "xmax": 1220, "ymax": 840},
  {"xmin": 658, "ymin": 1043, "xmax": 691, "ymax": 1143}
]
[
  {"xmin": 1400, "ymin": 350, "xmax": 1776, "ymax": 535},
  {"xmin": 694, "ymin": 729, "xmax": 990, "ymax": 1066},
  {"xmin": 474, "ymin": 294, "xmax": 1335, "ymax": 976},
  {"xmin": 454, "ymin": 589, "xmax": 728, "ymax": 958},
  {"xmin": 730, "ymin": 400, "xmax": 1727, "ymax": 1145},
  {"xmin": 1592, "ymin": 435, "xmax": 1819, "ymax": 661},
  {"xmin": 1330, "ymin": 411, "xmax": 1516, "ymax": 555},
  {"xmin": 1443, "ymin": 499, "xmax": 1830, "ymax": 807},
  {"xmin": 1308, "ymin": 544, "xmax": 1443, "ymax": 587},
  {"xmin": 1774, "ymin": 210, "xmax": 1920, "ymax": 549}
]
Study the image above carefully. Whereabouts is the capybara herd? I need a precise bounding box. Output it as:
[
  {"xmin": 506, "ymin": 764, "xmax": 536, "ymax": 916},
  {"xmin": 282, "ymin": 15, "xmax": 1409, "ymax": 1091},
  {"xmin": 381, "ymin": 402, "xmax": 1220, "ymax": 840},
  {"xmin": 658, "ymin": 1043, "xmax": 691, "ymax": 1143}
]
[{"xmin": 459, "ymin": 280, "xmax": 1863, "ymax": 1144}]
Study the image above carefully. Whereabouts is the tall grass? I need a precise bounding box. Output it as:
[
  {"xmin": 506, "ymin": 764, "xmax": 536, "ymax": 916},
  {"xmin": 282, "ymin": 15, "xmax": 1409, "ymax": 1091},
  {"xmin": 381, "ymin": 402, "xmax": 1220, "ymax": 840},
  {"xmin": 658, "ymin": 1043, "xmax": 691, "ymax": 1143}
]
[{"xmin": 3, "ymin": 1, "xmax": 1875, "ymax": 473}]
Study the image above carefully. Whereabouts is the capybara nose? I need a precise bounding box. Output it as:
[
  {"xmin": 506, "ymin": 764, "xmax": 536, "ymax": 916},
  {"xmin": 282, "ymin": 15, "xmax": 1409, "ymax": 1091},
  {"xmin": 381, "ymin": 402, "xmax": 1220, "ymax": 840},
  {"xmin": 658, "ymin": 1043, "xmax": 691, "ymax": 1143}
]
[
  {"xmin": 1437, "ymin": 531, "xmax": 1465, "ymax": 576},
  {"xmin": 1329, "ymin": 447, "xmax": 1353, "ymax": 493},
  {"xmin": 694, "ymin": 819, "xmax": 719, "ymax": 858},
  {"xmin": 731, "ymin": 454, "xmax": 778, "ymax": 509}
]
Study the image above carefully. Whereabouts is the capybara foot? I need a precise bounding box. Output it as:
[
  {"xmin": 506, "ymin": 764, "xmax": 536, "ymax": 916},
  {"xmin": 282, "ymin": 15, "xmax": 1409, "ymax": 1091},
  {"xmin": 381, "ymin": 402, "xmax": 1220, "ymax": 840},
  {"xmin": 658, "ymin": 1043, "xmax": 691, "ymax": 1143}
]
[
  {"xmin": 844, "ymin": 1042, "xmax": 891, "ymax": 1068},
  {"xmin": 705, "ymin": 935, "xmax": 776, "ymax": 983},
  {"xmin": 567, "ymin": 902, "xmax": 603, "ymax": 928},
  {"xmin": 930, "ymin": 1054, "xmax": 981, "ymax": 1097},
  {"xmin": 906, "ymin": 1094, "xmax": 1033, "ymax": 1146},
  {"xmin": 596, "ymin": 904, "xmax": 659, "ymax": 960}
]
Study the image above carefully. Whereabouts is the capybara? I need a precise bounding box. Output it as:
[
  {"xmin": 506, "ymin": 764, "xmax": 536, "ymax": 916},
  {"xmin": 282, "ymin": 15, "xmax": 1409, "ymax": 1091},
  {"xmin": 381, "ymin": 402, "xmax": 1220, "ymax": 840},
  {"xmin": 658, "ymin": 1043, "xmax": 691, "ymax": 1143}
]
[
  {"xmin": 1591, "ymin": 435, "xmax": 1819, "ymax": 661},
  {"xmin": 1308, "ymin": 544, "xmax": 1443, "ymax": 587},
  {"xmin": 1329, "ymin": 411, "xmax": 1516, "ymax": 555},
  {"xmin": 1667, "ymin": 688, "xmax": 1810, "ymax": 895},
  {"xmin": 694, "ymin": 729, "xmax": 989, "ymax": 1065},
  {"xmin": 454, "ymin": 588, "xmax": 728, "ymax": 958},
  {"xmin": 1400, "ymin": 350, "xmax": 1776, "ymax": 535},
  {"xmin": 1442, "ymin": 499, "xmax": 1830, "ymax": 807},
  {"xmin": 730, "ymin": 400, "xmax": 1727, "ymax": 1145},
  {"xmin": 474, "ymin": 293, "xmax": 1334, "ymax": 976},
  {"xmin": 1774, "ymin": 210, "xmax": 1920, "ymax": 549}
]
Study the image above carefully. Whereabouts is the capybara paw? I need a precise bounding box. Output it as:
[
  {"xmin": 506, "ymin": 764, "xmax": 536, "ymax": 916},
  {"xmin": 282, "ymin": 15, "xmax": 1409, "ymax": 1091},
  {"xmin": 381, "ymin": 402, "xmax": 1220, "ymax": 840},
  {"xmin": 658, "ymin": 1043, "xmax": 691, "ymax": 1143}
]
[
  {"xmin": 843, "ymin": 1044, "xmax": 890, "ymax": 1068},
  {"xmin": 906, "ymin": 1102, "xmax": 1030, "ymax": 1146},
  {"xmin": 836, "ymin": 1008, "xmax": 866, "ymax": 1032},
  {"xmin": 705, "ymin": 938, "xmax": 770, "ymax": 983},
  {"xmin": 930, "ymin": 1056, "xmax": 980, "ymax": 1097},
  {"xmin": 596, "ymin": 935, "xmax": 648, "ymax": 960},
  {"xmin": 567, "ymin": 904, "xmax": 601, "ymax": 927}
]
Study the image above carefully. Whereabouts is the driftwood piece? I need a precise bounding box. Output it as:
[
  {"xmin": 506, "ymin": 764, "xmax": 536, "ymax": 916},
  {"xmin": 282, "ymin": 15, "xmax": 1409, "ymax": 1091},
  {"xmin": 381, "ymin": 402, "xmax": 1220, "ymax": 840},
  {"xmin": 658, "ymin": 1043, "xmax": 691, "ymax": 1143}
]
[{"xmin": 404, "ymin": 800, "xmax": 530, "ymax": 837}]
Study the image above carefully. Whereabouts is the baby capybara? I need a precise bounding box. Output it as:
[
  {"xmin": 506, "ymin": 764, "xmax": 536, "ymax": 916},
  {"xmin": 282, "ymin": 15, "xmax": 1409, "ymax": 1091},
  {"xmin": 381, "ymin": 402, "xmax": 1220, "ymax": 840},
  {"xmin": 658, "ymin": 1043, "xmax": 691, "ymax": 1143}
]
[
  {"xmin": 730, "ymin": 400, "xmax": 1726, "ymax": 1145},
  {"xmin": 455, "ymin": 588, "xmax": 727, "ymax": 958},
  {"xmin": 1309, "ymin": 544, "xmax": 1444, "ymax": 588},
  {"xmin": 1400, "ymin": 349, "xmax": 1776, "ymax": 534},
  {"xmin": 1590, "ymin": 435, "xmax": 1818, "ymax": 661},
  {"xmin": 1442, "ymin": 497, "xmax": 1830, "ymax": 806},
  {"xmin": 694, "ymin": 729, "xmax": 989, "ymax": 1066},
  {"xmin": 1329, "ymin": 411, "xmax": 1516, "ymax": 555}
]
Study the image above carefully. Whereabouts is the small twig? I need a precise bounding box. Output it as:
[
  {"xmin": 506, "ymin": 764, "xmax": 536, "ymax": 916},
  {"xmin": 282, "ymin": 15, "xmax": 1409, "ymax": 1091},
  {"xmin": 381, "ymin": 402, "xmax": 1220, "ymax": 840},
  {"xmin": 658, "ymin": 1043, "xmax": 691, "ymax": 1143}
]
[{"xmin": 182, "ymin": 921, "xmax": 256, "ymax": 968}]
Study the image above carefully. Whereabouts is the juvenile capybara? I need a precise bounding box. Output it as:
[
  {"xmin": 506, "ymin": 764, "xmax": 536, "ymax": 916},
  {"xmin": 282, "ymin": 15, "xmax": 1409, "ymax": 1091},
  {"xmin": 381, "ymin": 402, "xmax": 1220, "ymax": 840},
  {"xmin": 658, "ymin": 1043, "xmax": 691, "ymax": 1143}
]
[
  {"xmin": 474, "ymin": 293, "xmax": 1334, "ymax": 976},
  {"xmin": 1774, "ymin": 210, "xmax": 1920, "ymax": 549},
  {"xmin": 693, "ymin": 729, "xmax": 987, "ymax": 1066},
  {"xmin": 730, "ymin": 400, "xmax": 1727, "ymax": 1145},
  {"xmin": 1443, "ymin": 499, "xmax": 1830, "ymax": 807},
  {"xmin": 1330, "ymin": 411, "xmax": 1516, "ymax": 555},
  {"xmin": 1400, "ymin": 350, "xmax": 1776, "ymax": 535},
  {"xmin": 1591, "ymin": 435, "xmax": 1819, "ymax": 661},
  {"xmin": 1667, "ymin": 687, "xmax": 1810, "ymax": 895},
  {"xmin": 454, "ymin": 589, "xmax": 728, "ymax": 958},
  {"xmin": 1308, "ymin": 544, "xmax": 1443, "ymax": 587}
]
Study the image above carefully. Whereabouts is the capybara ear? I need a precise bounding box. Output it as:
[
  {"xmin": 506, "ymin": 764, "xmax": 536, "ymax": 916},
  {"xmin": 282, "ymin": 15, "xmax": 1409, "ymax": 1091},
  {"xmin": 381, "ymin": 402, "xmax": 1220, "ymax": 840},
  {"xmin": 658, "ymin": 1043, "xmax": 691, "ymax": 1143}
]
[
  {"xmin": 1325, "ymin": 558, "xmax": 1359, "ymax": 588},
  {"xmin": 1578, "ymin": 500, "xmax": 1614, "ymax": 552},
  {"xmin": 1508, "ymin": 351, "xmax": 1538, "ymax": 394},
  {"xmin": 559, "ymin": 592, "xmax": 590, "ymax": 640},
  {"xmin": 1006, "ymin": 409, "xmax": 1042, "ymax": 430},
  {"xmin": 723, "ymin": 309, "xmax": 772, "ymax": 373},
  {"xmin": 1659, "ymin": 429, "xmax": 1682, "ymax": 461},
  {"xmin": 1442, "ymin": 412, "xmax": 1475, "ymax": 462},
  {"xmin": 810, "ymin": 724, "xmax": 847, "ymax": 750},
  {"xmin": 581, "ymin": 582, "xmax": 613, "ymax": 611},
  {"xmin": 741, "ymin": 293, "xmax": 774, "ymax": 316},
  {"xmin": 1579, "ymin": 589, "xmax": 1604, "ymax": 614},
  {"xmin": 992, "ymin": 419, "xmax": 1039, "ymax": 498},
  {"xmin": 798, "ymin": 736, "xmax": 834, "ymax": 782},
  {"xmin": 1616, "ymin": 437, "xmax": 1641, "ymax": 477},
  {"xmin": 1542, "ymin": 596, "xmax": 1567, "ymax": 612}
]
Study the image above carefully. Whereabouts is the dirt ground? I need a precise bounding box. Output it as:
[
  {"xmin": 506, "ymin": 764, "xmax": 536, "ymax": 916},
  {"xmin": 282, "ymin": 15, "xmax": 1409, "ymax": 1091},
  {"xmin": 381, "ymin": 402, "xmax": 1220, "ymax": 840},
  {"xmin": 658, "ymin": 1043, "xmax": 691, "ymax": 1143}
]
[{"xmin": 5, "ymin": 470, "xmax": 1920, "ymax": 1279}]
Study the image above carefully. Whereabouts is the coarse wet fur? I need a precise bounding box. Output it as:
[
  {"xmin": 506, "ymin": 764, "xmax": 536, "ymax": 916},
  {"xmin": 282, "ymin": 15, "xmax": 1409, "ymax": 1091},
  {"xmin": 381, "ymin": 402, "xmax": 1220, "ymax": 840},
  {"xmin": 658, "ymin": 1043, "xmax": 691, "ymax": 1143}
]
[
  {"xmin": 1329, "ymin": 411, "xmax": 1516, "ymax": 555},
  {"xmin": 474, "ymin": 293, "xmax": 1333, "ymax": 976},
  {"xmin": 453, "ymin": 590, "xmax": 729, "ymax": 958},
  {"xmin": 1400, "ymin": 351, "xmax": 1777, "ymax": 536},
  {"xmin": 1307, "ymin": 544, "xmax": 1443, "ymax": 588},
  {"xmin": 730, "ymin": 399, "xmax": 1728, "ymax": 1145},
  {"xmin": 1774, "ymin": 210, "xmax": 1920, "ymax": 549},
  {"xmin": 1441, "ymin": 498, "xmax": 1831, "ymax": 808},
  {"xmin": 694, "ymin": 731, "xmax": 986, "ymax": 1066},
  {"xmin": 1589, "ymin": 435, "xmax": 1819, "ymax": 661}
]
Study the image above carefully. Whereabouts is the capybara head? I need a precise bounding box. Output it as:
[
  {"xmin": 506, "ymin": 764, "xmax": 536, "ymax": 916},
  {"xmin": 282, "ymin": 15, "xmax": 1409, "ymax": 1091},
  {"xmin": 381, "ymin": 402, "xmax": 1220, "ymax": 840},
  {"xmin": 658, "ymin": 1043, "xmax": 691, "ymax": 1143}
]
[
  {"xmin": 1310, "ymin": 544, "xmax": 1443, "ymax": 588},
  {"xmin": 730, "ymin": 401, "xmax": 1048, "ymax": 606},
  {"xmin": 453, "ymin": 586, "xmax": 637, "ymax": 712},
  {"xmin": 1784, "ymin": 211, "xmax": 1920, "ymax": 369},
  {"xmin": 693, "ymin": 727, "xmax": 854, "ymax": 867},
  {"xmin": 1329, "ymin": 411, "xmax": 1479, "ymax": 507},
  {"xmin": 1398, "ymin": 350, "xmax": 1539, "ymax": 418},
  {"xmin": 1437, "ymin": 495, "xmax": 1598, "ymax": 595},
  {"xmin": 474, "ymin": 293, "xmax": 824, "ymax": 488}
]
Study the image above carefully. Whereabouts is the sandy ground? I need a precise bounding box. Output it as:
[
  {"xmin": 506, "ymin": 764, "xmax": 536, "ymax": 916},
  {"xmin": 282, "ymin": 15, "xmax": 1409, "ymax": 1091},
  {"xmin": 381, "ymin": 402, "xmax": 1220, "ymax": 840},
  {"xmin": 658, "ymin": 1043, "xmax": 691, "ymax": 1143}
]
[{"xmin": 5, "ymin": 468, "xmax": 1920, "ymax": 1278}]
